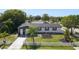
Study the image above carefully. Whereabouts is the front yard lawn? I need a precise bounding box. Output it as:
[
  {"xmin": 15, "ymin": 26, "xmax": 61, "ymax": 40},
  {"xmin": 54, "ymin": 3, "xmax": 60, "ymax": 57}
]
[
  {"xmin": 23, "ymin": 34, "xmax": 74, "ymax": 50},
  {"xmin": 71, "ymin": 36, "xmax": 79, "ymax": 42},
  {"xmin": 26, "ymin": 34, "xmax": 79, "ymax": 42},
  {"xmin": 26, "ymin": 34, "xmax": 64, "ymax": 42},
  {"xmin": 0, "ymin": 34, "xmax": 17, "ymax": 49},
  {"xmin": 22, "ymin": 45, "xmax": 74, "ymax": 50},
  {"xmin": 0, "ymin": 34, "xmax": 17, "ymax": 42},
  {"xmin": 38, "ymin": 46, "xmax": 74, "ymax": 50}
]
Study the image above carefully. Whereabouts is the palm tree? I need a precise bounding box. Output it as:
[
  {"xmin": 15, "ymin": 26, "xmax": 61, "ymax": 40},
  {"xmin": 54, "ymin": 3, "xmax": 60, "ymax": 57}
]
[
  {"xmin": 27, "ymin": 26, "xmax": 38, "ymax": 45},
  {"xmin": 64, "ymin": 28, "xmax": 72, "ymax": 42}
]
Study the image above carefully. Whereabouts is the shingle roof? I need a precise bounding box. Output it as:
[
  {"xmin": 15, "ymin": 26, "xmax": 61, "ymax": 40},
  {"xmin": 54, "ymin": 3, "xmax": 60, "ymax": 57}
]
[{"xmin": 18, "ymin": 21, "xmax": 61, "ymax": 28}]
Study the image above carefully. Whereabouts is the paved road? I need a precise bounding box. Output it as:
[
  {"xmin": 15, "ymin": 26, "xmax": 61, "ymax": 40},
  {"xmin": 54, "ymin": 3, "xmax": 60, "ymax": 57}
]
[{"xmin": 8, "ymin": 37, "xmax": 26, "ymax": 49}]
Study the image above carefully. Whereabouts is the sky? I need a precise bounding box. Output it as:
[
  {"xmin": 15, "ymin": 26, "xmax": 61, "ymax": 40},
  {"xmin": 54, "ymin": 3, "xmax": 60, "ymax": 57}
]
[{"xmin": 0, "ymin": 9, "xmax": 79, "ymax": 17}]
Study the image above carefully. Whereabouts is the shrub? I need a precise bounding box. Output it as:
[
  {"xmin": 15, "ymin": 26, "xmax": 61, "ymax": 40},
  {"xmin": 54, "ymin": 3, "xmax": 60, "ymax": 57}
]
[{"xmin": 0, "ymin": 32, "xmax": 9, "ymax": 38}]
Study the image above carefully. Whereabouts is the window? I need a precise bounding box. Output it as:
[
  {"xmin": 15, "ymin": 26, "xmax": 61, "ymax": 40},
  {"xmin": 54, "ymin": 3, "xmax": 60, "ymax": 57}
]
[
  {"xmin": 45, "ymin": 27, "xmax": 49, "ymax": 31},
  {"xmin": 52, "ymin": 27, "xmax": 57, "ymax": 31}
]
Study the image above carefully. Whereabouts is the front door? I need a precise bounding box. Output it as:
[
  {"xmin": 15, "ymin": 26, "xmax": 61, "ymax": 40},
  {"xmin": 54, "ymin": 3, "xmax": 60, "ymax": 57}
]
[{"xmin": 20, "ymin": 29, "xmax": 23, "ymax": 36}]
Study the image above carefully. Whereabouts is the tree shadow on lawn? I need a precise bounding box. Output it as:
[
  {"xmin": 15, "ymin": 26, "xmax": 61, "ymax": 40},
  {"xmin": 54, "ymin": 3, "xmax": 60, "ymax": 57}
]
[
  {"xmin": 60, "ymin": 38, "xmax": 78, "ymax": 47},
  {"xmin": 0, "ymin": 44, "xmax": 7, "ymax": 49},
  {"xmin": 25, "ymin": 43, "xmax": 41, "ymax": 50},
  {"xmin": 60, "ymin": 38, "xmax": 72, "ymax": 43},
  {"xmin": 0, "ymin": 42, "xmax": 12, "ymax": 49},
  {"xmin": 0, "ymin": 44, "xmax": 4, "ymax": 48},
  {"xmin": 71, "ymin": 35, "xmax": 79, "ymax": 41}
]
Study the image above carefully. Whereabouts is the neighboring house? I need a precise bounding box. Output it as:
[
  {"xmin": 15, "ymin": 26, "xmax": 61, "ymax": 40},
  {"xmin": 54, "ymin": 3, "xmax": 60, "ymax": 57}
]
[{"xmin": 18, "ymin": 21, "xmax": 64, "ymax": 37}]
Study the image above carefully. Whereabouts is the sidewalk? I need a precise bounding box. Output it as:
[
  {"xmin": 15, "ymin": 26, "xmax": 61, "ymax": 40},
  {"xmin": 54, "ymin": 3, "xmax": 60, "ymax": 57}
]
[
  {"xmin": 73, "ymin": 47, "xmax": 79, "ymax": 50},
  {"xmin": 8, "ymin": 37, "xmax": 26, "ymax": 49}
]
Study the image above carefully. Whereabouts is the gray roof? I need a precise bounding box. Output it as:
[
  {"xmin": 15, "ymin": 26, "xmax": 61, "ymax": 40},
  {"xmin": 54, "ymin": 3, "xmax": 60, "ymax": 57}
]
[{"xmin": 18, "ymin": 22, "xmax": 61, "ymax": 28}]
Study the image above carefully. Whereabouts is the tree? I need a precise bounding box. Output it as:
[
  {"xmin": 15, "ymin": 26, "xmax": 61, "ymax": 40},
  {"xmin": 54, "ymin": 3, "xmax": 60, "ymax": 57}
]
[
  {"xmin": 34, "ymin": 15, "xmax": 41, "ymax": 20},
  {"xmin": 75, "ymin": 15, "xmax": 79, "ymax": 28},
  {"xmin": 3, "ymin": 19, "xmax": 14, "ymax": 33},
  {"xmin": 0, "ymin": 32, "xmax": 9, "ymax": 38},
  {"xmin": 49, "ymin": 16, "xmax": 62, "ymax": 23},
  {"xmin": 42, "ymin": 14, "xmax": 49, "ymax": 21},
  {"xmin": 61, "ymin": 15, "xmax": 77, "ymax": 35},
  {"xmin": 0, "ymin": 23, "xmax": 9, "ymax": 33},
  {"xmin": 28, "ymin": 15, "xmax": 34, "ymax": 21},
  {"xmin": 1, "ymin": 9, "xmax": 27, "ymax": 33},
  {"xmin": 27, "ymin": 26, "xmax": 38, "ymax": 44},
  {"xmin": 0, "ymin": 19, "xmax": 14, "ymax": 33},
  {"xmin": 50, "ymin": 16, "xmax": 59, "ymax": 23},
  {"xmin": 64, "ymin": 28, "xmax": 72, "ymax": 42},
  {"xmin": 0, "ymin": 13, "xmax": 3, "ymax": 22}
]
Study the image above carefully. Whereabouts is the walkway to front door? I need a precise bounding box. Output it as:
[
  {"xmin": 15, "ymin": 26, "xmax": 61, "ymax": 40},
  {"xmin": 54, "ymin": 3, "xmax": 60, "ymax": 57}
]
[{"xmin": 8, "ymin": 37, "xmax": 26, "ymax": 49}]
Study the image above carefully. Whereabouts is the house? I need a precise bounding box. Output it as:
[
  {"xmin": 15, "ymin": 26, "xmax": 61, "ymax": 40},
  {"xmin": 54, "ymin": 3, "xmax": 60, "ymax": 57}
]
[{"xmin": 18, "ymin": 21, "xmax": 64, "ymax": 37}]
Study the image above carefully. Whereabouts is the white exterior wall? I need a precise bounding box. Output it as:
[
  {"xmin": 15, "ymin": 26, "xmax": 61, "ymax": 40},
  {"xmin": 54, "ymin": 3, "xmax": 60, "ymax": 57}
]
[
  {"xmin": 37, "ymin": 27, "xmax": 64, "ymax": 33},
  {"xmin": 55, "ymin": 28, "xmax": 64, "ymax": 33}
]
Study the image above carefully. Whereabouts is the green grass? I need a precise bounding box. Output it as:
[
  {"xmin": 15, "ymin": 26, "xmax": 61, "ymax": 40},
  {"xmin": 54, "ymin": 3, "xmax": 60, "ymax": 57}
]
[
  {"xmin": 22, "ymin": 45, "xmax": 75, "ymax": 50},
  {"xmin": 22, "ymin": 34, "xmax": 74, "ymax": 50},
  {"xmin": 71, "ymin": 36, "xmax": 79, "ymax": 42},
  {"xmin": 26, "ymin": 34, "xmax": 64, "ymax": 42},
  {"xmin": 0, "ymin": 34, "xmax": 17, "ymax": 42},
  {"xmin": 26, "ymin": 34, "xmax": 79, "ymax": 42},
  {"xmin": 0, "ymin": 34, "xmax": 17, "ymax": 49},
  {"xmin": 0, "ymin": 45, "xmax": 10, "ymax": 49},
  {"xmin": 38, "ymin": 46, "xmax": 74, "ymax": 50}
]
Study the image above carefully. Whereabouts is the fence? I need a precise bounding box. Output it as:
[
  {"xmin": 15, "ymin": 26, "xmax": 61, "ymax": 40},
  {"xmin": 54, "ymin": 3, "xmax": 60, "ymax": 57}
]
[{"xmin": 23, "ymin": 42, "xmax": 79, "ymax": 47}]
